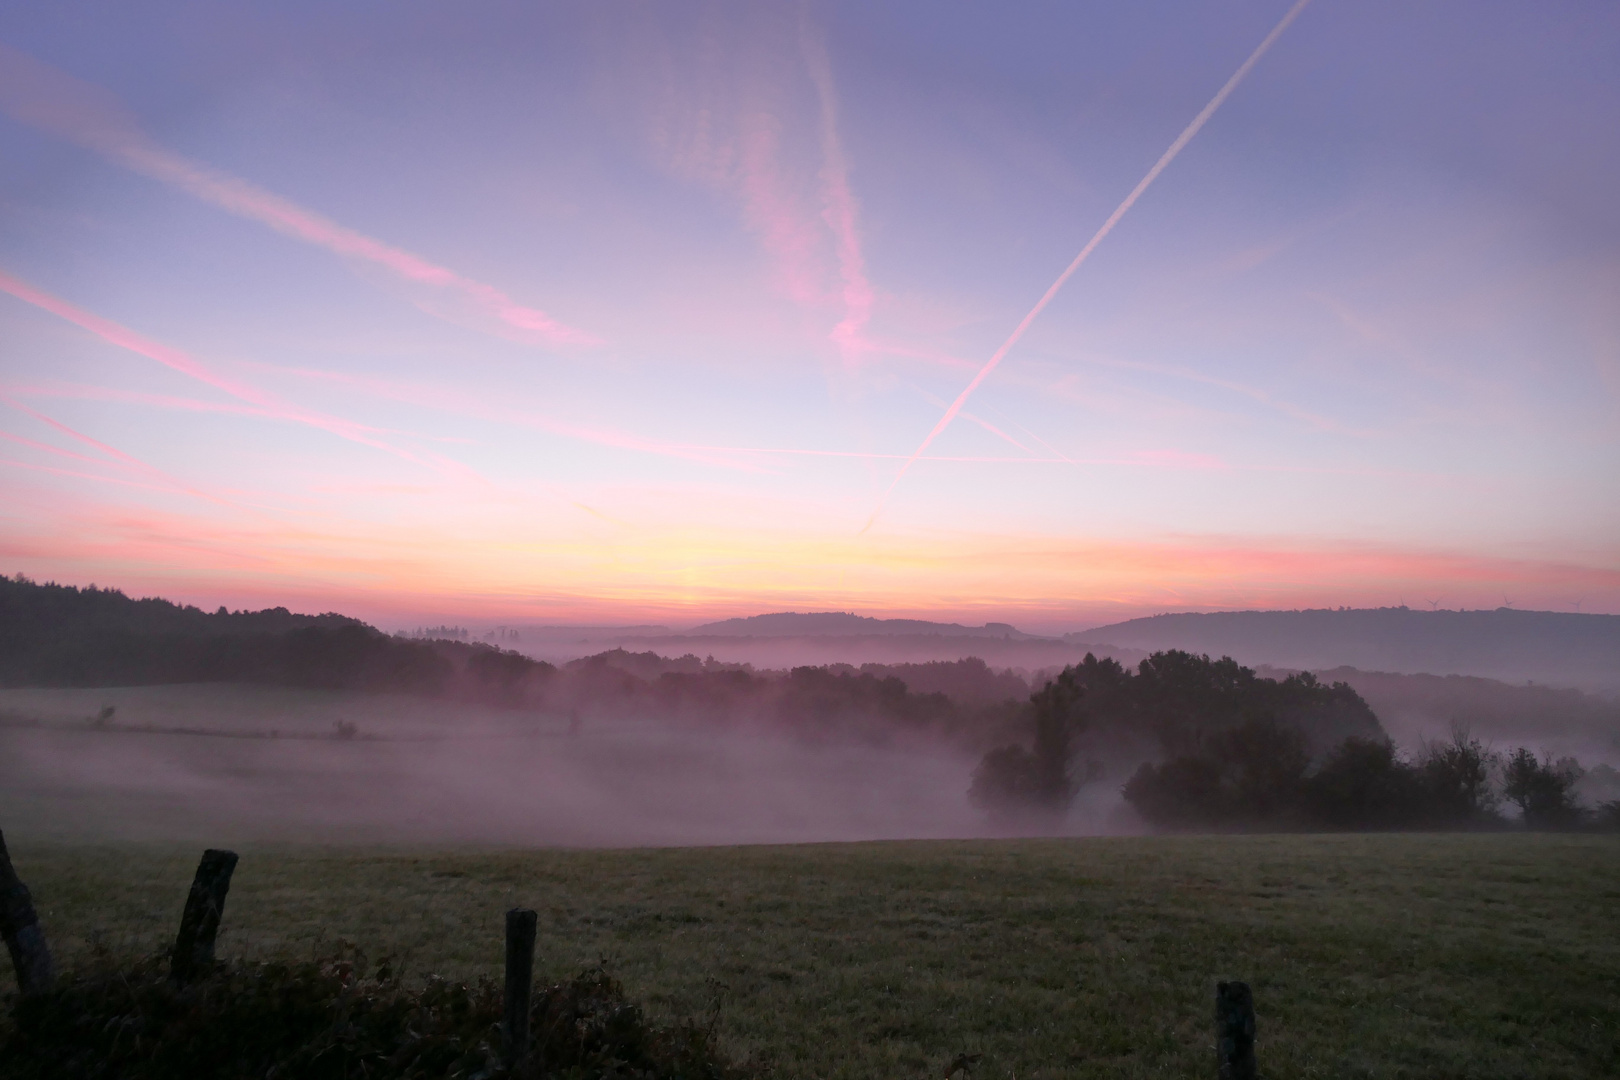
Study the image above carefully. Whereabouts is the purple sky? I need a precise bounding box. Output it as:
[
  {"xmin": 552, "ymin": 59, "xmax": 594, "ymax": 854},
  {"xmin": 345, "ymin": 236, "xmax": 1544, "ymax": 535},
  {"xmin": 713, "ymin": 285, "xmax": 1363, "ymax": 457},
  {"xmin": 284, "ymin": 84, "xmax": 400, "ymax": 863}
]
[{"xmin": 1, "ymin": 1, "xmax": 1616, "ymax": 628}]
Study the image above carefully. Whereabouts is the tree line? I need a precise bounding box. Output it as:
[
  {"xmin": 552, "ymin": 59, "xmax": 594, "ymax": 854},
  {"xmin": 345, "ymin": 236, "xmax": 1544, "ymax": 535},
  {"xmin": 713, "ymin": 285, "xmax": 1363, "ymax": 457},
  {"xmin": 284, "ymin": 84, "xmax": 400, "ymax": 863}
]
[{"xmin": 0, "ymin": 576, "xmax": 1021, "ymax": 746}]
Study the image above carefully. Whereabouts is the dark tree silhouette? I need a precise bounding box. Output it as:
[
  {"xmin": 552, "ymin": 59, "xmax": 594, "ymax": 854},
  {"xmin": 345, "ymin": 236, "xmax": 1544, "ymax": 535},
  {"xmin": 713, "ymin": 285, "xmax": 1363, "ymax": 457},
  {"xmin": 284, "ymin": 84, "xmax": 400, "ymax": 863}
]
[
  {"xmin": 1122, "ymin": 717, "xmax": 1310, "ymax": 829},
  {"xmin": 1415, "ymin": 727, "xmax": 1499, "ymax": 825},
  {"xmin": 0, "ymin": 574, "xmax": 549, "ymax": 705},
  {"xmin": 1501, "ymin": 747, "xmax": 1584, "ymax": 828},
  {"xmin": 969, "ymin": 667, "xmax": 1088, "ymax": 821},
  {"xmin": 1305, "ymin": 737, "xmax": 1423, "ymax": 829}
]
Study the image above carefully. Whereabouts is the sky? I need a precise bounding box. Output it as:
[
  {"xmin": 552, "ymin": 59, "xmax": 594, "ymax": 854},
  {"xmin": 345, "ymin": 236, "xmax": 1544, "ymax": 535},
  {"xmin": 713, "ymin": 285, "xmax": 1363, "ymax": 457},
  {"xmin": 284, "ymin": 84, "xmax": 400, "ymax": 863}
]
[{"xmin": 1, "ymin": 0, "xmax": 1617, "ymax": 631}]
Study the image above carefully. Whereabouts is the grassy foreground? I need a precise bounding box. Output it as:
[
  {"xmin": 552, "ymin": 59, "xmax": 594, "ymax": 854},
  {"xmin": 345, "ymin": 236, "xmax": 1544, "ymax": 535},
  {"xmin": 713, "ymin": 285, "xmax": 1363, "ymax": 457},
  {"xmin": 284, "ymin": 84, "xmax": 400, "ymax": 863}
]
[{"xmin": 5, "ymin": 835, "xmax": 1617, "ymax": 1078}]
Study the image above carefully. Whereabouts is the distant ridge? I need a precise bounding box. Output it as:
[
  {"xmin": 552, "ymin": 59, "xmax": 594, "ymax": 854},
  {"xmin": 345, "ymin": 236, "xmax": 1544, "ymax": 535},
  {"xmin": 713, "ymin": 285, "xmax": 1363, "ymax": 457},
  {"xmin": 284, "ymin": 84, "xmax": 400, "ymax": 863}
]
[
  {"xmin": 685, "ymin": 612, "xmax": 1044, "ymax": 640},
  {"xmin": 1075, "ymin": 607, "xmax": 1620, "ymax": 690}
]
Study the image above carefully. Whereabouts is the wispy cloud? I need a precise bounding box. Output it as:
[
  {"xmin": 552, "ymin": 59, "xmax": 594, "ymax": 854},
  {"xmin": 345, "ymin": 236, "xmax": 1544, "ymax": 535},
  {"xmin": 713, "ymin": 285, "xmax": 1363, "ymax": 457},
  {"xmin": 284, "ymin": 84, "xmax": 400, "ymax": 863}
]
[
  {"xmin": 0, "ymin": 41, "xmax": 598, "ymax": 348},
  {"xmin": 869, "ymin": 0, "xmax": 1315, "ymax": 528},
  {"xmin": 240, "ymin": 360, "xmax": 1260, "ymax": 474},
  {"xmin": 1081, "ymin": 353, "xmax": 1372, "ymax": 435},
  {"xmin": 0, "ymin": 396, "xmax": 229, "ymax": 505},
  {"xmin": 736, "ymin": 112, "xmax": 830, "ymax": 308},
  {"xmin": 801, "ymin": 19, "xmax": 875, "ymax": 369},
  {"xmin": 0, "ymin": 269, "xmax": 440, "ymax": 460},
  {"xmin": 913, "ymin": 387, "xmax": 1035, "ymax": 455},
  {"xmin": 247, "ymin": 362, "xmax": 778, "ymax": 474},
  {"xmin": 0, "ymin": 456, "xmax": 200, "ymax": 499}
]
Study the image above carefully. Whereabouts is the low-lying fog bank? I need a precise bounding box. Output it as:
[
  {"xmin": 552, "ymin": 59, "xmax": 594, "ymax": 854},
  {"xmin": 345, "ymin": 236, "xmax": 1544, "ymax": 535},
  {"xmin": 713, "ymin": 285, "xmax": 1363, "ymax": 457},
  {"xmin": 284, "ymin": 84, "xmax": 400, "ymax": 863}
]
[
  {"xmin": 0, "ymin": 684, "xmax": 1131, "ymax": 847},
  {"xmin": 517, "ymin": 631, "xmax": 1148, "ymax": 674},
  {"xmin": 1258, "ymin": 667, "xmax": 1620, "ymax": 770}
]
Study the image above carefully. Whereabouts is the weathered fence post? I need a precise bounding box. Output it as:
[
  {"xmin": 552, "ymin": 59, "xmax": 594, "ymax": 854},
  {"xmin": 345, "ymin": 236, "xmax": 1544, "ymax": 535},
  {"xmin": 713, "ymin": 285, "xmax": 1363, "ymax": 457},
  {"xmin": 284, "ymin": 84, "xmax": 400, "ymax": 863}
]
[
  {"xmin": 504, "ymin": 907, "xmax": 538, "ymax": 1069},
  {"xmin": 1216, "ymin": 980, "xmax": 1256, "ymax": 1080},
  {"xmin": 0, "ymin": 829, "xmax": 54, "ymax": 995},
  {"xmin": 170, "ymin": 849, "xmax": 239, "ymax": 983}
]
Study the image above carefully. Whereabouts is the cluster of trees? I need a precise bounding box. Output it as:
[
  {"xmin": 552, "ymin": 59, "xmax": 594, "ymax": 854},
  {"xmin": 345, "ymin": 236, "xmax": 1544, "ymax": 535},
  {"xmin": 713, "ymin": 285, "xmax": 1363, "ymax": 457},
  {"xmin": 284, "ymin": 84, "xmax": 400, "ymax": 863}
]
[
  {"xmin": 970, "ymin": 647, "xmax": 1617, "ymax": 831},
  {"xmin": 969, "ymin": 652, "xmax": 1380, "ymax": 822},
  {"xmin": 1124, "ymin": 727, "xmax": 1607, "ymax": 830}
]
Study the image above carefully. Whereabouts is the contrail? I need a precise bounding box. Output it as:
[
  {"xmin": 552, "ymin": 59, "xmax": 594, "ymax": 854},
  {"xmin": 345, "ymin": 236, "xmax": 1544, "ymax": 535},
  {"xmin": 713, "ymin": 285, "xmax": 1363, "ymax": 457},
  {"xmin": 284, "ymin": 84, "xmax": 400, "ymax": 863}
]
[
  {"xmin": 864, "ymin": 0, "xmax": 1313, "ymax": 530},
  {"xmin": 249, "ymin": 362, "xmax": 780, "ymax": 474},
  {"xmin": 1, "ymin": 397, "xmax": 231, "ymax": 506},
  {"xmin": 0, "ymin": 268, "xmax": 438, "ymax": 467},
  {"xmin": 0, "ymin": 42, "xmax": 598, "ymax": 347}
]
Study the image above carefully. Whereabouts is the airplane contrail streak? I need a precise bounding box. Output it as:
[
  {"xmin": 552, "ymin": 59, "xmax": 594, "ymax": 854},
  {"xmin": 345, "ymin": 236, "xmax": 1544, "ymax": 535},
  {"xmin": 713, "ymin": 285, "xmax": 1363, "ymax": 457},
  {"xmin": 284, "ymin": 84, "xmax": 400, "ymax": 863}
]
[
  {"xmin": 0, "ymin": 268, "xmax": 446, "ymax": 470},
  {"xmin": 1, "ymin": 396, "xmax": 232, "ymax": 506},
  {"xmin": 864, "ymin": 0, "xmax": 1313, "ymax": 530},
  {"xmin": 0, "ymin": 41, "xmax": 598, "ymax": 347}
]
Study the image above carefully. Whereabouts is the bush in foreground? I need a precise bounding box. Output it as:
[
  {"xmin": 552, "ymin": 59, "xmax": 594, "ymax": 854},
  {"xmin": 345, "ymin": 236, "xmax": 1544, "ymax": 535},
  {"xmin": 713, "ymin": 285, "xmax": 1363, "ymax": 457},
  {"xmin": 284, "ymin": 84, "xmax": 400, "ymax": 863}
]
[{"xmin": 0, "ymin": 944, "xmax": 748, "ymax": 1080}]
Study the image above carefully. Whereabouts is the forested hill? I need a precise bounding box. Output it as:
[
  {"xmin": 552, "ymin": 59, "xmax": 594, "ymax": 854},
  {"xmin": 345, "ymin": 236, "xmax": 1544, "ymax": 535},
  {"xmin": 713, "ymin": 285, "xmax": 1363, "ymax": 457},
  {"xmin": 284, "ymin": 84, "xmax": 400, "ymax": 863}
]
[
  {"xmin": 0, "ymin": 574, "xmax": 544, "ymax": 696},
  {"xmin": 3, "ymin": 574, "xmax": 363, "ymax": 640},
  {"xmin": 1077, "ymin": 607, "xmax": 1620, "ymax": 689}
]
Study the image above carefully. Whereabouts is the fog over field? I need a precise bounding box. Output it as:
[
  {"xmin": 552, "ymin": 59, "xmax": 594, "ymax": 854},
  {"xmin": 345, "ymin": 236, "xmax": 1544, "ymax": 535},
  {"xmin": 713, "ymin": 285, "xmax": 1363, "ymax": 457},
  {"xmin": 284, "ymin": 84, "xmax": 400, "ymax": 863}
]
[
  {"xmin": 5, "ymin": 663, "xmax": 1617, "ymax": 848},
  {"xmin": 0, "ymin": 684, "xmax": 1041, "ymax": 847},
  {"xmin": 5, "ymin": 579, "xmax": 1618, "ymax": 845}
]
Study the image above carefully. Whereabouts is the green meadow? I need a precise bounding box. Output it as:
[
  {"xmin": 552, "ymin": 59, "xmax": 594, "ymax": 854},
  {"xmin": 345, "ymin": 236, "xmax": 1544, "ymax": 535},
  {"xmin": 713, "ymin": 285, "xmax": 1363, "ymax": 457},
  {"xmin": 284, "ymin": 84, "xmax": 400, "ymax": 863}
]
[{"xmin": 5, "ymin": 834, "xmax": 1617, "ymax": 1079}]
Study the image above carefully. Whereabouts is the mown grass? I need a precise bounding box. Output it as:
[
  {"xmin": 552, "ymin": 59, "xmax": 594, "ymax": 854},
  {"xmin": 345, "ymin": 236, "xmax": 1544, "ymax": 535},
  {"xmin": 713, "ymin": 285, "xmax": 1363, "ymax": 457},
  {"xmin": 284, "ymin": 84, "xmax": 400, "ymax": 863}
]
[{"xmin": 5, "ymin": 834, "xmax": 1617, "ymax": 1078}]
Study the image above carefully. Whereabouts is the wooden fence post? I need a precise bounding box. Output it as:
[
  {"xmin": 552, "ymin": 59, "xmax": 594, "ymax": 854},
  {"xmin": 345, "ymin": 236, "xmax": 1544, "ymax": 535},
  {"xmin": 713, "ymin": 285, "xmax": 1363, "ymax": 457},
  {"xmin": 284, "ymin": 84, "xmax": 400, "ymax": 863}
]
[
  {"xmin": 1216, "ymin": 980, "xmax": 1256, "ymax": 1080},
  {"xmin": 170, "ymin": 849, "xmax": 239, "ymax": 983},
  {"xmin": 0, "ymin": 829, "xmax": 54, "ymax": 995},
  {"xmin": 504, "ymin": 907, "xmax": 538, "ymax": 1069}
]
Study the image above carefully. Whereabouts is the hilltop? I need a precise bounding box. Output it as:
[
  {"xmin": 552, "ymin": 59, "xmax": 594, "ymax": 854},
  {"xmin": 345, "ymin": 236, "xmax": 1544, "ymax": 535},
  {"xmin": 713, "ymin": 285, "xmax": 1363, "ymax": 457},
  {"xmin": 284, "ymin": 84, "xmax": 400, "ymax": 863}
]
[
  {"xmin": 1077, "ymin": 607, "xmax": 1620, "ymax": 690},
  {"xmin": 686, "ymin": 612, "xmax": 1043, "ymax": 639}
]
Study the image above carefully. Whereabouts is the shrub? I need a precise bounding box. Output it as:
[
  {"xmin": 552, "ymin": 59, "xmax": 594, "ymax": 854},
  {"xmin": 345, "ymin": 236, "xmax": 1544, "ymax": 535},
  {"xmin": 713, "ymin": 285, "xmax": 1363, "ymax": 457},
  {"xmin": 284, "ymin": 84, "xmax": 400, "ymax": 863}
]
[
  {"xmin": 1122, "ymin": 755, "xmax": 1228, "ymax": 828},
  {"xmin": 1122, "ymin": 718, "xmax": 1309, "ymax": 830},
  {"xmin": 1304, "ymin": 738, "xmax": 1423, "ymax": 830},
  {"xmin": 0, "ymin": 944, "xmax": 747, "ymax": 1080}
]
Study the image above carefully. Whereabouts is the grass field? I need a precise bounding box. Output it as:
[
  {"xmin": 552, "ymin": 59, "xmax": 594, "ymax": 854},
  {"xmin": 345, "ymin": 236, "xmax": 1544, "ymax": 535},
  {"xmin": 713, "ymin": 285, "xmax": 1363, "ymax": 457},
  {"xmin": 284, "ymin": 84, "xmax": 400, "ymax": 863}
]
[{"xmin": 5, "ymin": 834, "xmax": 1617, "ymax": 1078}]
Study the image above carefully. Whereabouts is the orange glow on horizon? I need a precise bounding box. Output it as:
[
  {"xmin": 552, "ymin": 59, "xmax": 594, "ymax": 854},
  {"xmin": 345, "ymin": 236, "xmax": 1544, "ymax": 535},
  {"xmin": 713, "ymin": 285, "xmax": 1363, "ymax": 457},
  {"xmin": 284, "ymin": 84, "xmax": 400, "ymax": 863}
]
[{"xmin": 2, "ymin": 487, "xmax": 1613, "ymax": 629}]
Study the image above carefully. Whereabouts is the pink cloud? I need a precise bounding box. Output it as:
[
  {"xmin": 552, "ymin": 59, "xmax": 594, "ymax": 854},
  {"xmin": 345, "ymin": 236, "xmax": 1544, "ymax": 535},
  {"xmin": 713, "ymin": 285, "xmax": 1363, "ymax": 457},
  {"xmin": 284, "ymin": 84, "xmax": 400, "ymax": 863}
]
[
  {"xmin": 0, "ymin": 42, "xmax": 598, "ymax": 348},
  {"xmin": 736, "ymin": 111, "xmax": 830, "ymax": 309},
  {"xmin": 801, "ymin": 22, "xmax": 876, "ymax": 369}
]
